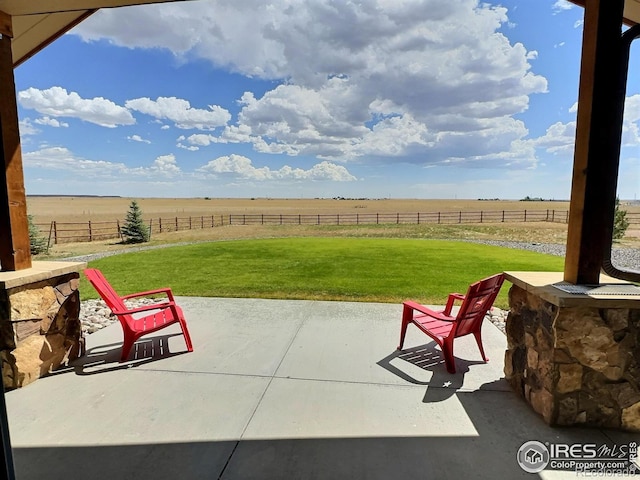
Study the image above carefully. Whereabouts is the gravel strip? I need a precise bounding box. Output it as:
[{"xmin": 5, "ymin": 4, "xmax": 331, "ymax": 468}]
[
  {"xmin": 64, "ymin": 241, "xmax": 202, "ymax": 263},
  {"xmin": 462, "ymin": 239, "xmax": 640, "ymax": 270},
  {"xmin": 80, "ymin": 297, "xmax": 510, "ymax": 336},
  {"xmin": 80, "ymin": 297, "xmax": 163, "ymax": 334}
]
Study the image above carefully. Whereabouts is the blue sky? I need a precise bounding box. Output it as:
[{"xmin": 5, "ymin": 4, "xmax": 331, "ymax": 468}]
[{"xmin": 13, "ymin": 0, "xmax": 640, "ymax": 199}]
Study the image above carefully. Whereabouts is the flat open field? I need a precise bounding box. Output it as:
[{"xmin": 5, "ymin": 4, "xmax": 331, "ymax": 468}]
[
  {"xmin": 26, "ymin": 197, "xmax": 640, "ymax": 259},
  {"xmin": 28, "ymin": 196, "xmax": 577, "ymax": 224}
]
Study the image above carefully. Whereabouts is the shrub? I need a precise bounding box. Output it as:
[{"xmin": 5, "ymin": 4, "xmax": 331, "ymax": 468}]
[
  {"xmin": 120, "ymin": 200, "xmax": 150, "ymax": 244},
  {"xmin": 613, "ymin": 197, "xmax": 629, "ymax": 241},
  {"xmin": 28, "ymin": 215, "xmax": 48, "ymax": 255}
]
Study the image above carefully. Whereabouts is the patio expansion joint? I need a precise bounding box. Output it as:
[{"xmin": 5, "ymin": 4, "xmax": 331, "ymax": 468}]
[
  {"xmin": 123, "ymin": 367, "xmax": 277, "ymax": 381},
  {"xmin": 120, "ymin": 368, "xmax": 424, "ymax": 389},
  {"xmin": 270, "ymin": 374, "xmax": 514, "ymax": 394},
  {"xmin": 271, "ymin": 374, "xmax": 430, "ymax": 389},
  {"xmin": 216, "ymin": 314, "xmax": 309, "ymax": 480}
]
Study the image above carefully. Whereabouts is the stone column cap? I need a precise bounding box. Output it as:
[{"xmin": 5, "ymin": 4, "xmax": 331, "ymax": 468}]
[
  {"xmin": 504, "ymin": 271, "xmax": 640, "ymax": 308},
  {"xmin": 0, "ymin": 261, "xmax": 86, "ymax": 289}
]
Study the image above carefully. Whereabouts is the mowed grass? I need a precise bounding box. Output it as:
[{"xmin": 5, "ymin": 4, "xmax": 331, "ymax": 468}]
[{"xmin": 82, "ymin": 237, "xmax": 564, "ymax": 308}]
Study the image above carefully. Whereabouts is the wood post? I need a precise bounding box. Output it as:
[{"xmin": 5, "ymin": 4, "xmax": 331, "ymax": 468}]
[
  {"xmin": 0, "ymin": 28, "xmax": 31, "ymax": 271},
  {"xmin": 564, "ymin": 0, "xmax": 625, "ymax": 284}
]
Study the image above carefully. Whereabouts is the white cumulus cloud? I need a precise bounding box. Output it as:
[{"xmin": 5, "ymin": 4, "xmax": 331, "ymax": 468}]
[
  {"xmin": 23, "ymin": 146, "xmax": 132, "ymax": 176},
  {"xmin": 181, "ymin": 133, "xmax": 218, "ymax": 147},
  {"xmin": 73, "ymin": 0, "xmax": 548, "ymax": 168},
  {"xmin": 23, "ymin": 147, "xmax": 182, "ymax": 179},
  {"xmin": 18, "ymin": 86, "xmax": 135, "ymax": 128},
  {"xmin": 534, "ymin": 121, "xmax": 576, "ymax": 156},
  {"xmin": 532, "ymin": 94, "xmax": 640, "ymax": 156},
  {"xmin": 622, "ymin": 94, "xmax": 640, "ymax": 146},
  {"xmin": 125, "ymin": 96, "xmax": 231, "ymax": 130},
  {"xmin": 552, "ymin": 1, "xmax": 575, "ymax": 13},
  {"xmin": 128, "ymin": 134, "xmax": 151, "ymax": 144},
  {"xmin": 148, "ymin": 153, "xmax": 181, "ymax": 175},
  {"xmin": 19, "ymin": 119, "xmax": 39, "ymax": 136},
  {"xmin": 35, "ymin": 116, "xmax": 69, "ymax": 128},
  {"xmin": 197, "ymin": 154, "xmax": 357, "ymax": 181}
]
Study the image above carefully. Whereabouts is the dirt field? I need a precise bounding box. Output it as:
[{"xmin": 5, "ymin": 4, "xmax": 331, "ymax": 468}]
[
  {"xmin": 27, "ymin": 196, "xmax": 578, "ymax": 224},
  {"xmin": 26, "ymin": 196, "xmax": 640, "ymax": 258}
]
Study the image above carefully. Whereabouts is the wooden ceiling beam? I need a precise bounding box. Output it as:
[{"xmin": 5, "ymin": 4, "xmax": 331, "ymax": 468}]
[{"xmin": 0, "ymin": 10, "xmax": 11, "ymax": 38}]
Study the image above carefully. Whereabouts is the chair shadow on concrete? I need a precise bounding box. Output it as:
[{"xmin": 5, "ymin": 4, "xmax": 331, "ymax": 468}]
[
  {"xmin": 377, "ymin": 343, "xmax": 485, "ymax": 403},
  {"xmin": 51, "ymin": 333, "xmax": 190, "ymax": 376}
]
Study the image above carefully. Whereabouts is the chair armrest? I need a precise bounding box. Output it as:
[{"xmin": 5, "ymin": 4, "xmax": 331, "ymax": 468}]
[
  {"xmin": 402, "ymin": 301, "xmax": 455, "ymax": 321},
  {"xmin": 112, "ymin": 301, "xmax": 175, "ymax": 316},
  {"xmin": 443, "ymin": 293, "xmax": 465, "ymax": 316},
  {"xmin": 121, "ymin": 287, "xmax": 175, "ymax": 302}
]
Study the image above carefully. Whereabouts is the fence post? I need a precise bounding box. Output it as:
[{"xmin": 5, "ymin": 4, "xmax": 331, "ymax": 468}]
[
  {"xmin": 524, "ymin": 210, "xmax": 527, "ymax": 222},
  {"xmin": 189, "ymin": 216, "xmax": 192, "ymax": 230},
  {"xmin": 552, "ymin": 210, "xmax": 555, "ymax": 222},
  {"xmin": 396, "ymin": 213, "xmax": 399, "ymax": 224},
  {"xmin": 175, "ymin": 217, "xmax": 178, "ymax": 231},
  {"xmin": 337, "ymin": 214, "xmax": 340, "ymax": 225},
  {"xmin": 148, "ymin": 219, "xmax": 153, "ymax": 240},
  {"xmin": 417, "ymin": 212, "xmax": 420, "ymax": 224},
  {"xmin": 201, "ymin": 216, "xmax": 204, "ymax": 229},
  {"xmin": 459, "ymin": 211, "xmax": 462, "ymax": 223},
  {"xmin": 262, "ymin": 214, "xmax": 264, "ymax": 225},
  {"xmin": 47, "ymin": 221, "xmax": 54, "ymax": 250},
  {"xmin": 317, "ymin": 214, "xmax": 320, "ymax": 225},
  {"xmin": 357, "ymin": 213, "xmax": 359, "ymax": 225},
  {"xmin": 243, "ymin": 214, "xmax": 246, "ymax": 225},
  {"xmin": 158, "ymin": 218, "xmax": 162, "ymax": 233},
  {"xmin": 88, "ymin": 221, "xmax": 92, "ymax": 242},
  {"xmin": 438, "ymin": 212, "xmax": 441, "ymax": 224},
  {"xmin": 280, "ymin": 214, "xmax": 283, "ymax": 225},
  {"xmin": 502, "ymin": 211, "xmax": 505, "ymax": 222},
  {"xmin": 299, "ymin": 214, "xmax": 301, "ymax": 225},
  {"xmin": 480, "ymin": 211, "xmax": 483, "ymax": 223},
  {"xmin": 376, "ymin": 213, "xmax": 379, "ymax": 224}
]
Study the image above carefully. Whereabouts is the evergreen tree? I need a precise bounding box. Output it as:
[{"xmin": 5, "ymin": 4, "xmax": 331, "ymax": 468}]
[
  {"xmin": 28, "ymin": 215, "xmax": 48, "ymax": 254},
  {"xmin": 613, "ymin": 197, "xmax": 629, "ymax": 241},
  {"xmin": 120, "ymin": 200, "xmax": 150, "ymax": 244}
]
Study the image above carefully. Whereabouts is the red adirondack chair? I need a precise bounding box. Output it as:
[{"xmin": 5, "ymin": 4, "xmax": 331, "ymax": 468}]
[
  {"xmin": 398, "ymin": 273, "xmax": 504, "ymax": 373},
  {"xmin": 84, "ymin": 268, "xmax": 194, "ymax": 362}
]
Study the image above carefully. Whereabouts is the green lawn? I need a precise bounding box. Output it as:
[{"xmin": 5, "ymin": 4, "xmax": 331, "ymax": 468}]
[{"xmin": 82, "ymin": 237, "xmax": 564, "ymax": 308}]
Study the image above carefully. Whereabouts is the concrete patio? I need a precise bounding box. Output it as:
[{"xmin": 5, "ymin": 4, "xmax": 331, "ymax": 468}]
[{"xmin": 4, "ymin": 297, "xmax": 637, "ymax": 479}]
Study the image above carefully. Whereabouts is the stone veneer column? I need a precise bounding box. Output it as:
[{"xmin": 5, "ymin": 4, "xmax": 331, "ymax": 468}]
[
  {"xmin": 0, "ymin": 262, "xmax": 85, "ymax": 389},
  {"xmin": 504, "ymin": 272, "xmax": 640, "ymax": 431}
]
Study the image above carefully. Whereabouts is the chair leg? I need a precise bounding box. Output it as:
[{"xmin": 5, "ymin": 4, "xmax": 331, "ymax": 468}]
[
  {"xmin": 120, "ymin": 334, "xmax": 136, "ymax": 362},
  {"xmin": 179, "ymin": 317, "xmax": 194, "ymax": 352},
  {"xmin": 473, "ymin": 330, "xmax": 489, "ymax": 363},
  {"xmin": 441, "ymin": 338, "xmax": 457, "ymax": 374},
  {"xmin": 398, "ymin": 304, "xmax": 413, "ymax": 350}
]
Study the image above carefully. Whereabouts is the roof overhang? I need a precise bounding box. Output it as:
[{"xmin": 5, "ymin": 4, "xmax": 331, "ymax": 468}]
[
  {"xmin": 568, "ymin": 0, "xmax": 640, "ymax": 26},
  {"xmin": 0, "ymin": 0, "xmax": 193, "ymax": 67}
]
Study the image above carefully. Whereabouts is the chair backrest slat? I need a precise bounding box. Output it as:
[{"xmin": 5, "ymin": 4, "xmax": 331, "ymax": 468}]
[
  {"xmin": 453, "ymin": 273, "xmax": 504, "ymax": 337},
  {"xmin": 84, "ymin": 268, "xmax": 131, "ymax": 323}
]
